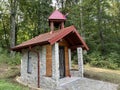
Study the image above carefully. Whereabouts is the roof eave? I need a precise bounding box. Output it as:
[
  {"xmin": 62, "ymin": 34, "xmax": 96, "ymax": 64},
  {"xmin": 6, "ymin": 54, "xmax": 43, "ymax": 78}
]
[
  {"xmin": 11, "ymin": 41, "xmax": 49, "ymax": 51},
  {"xmin": 73, "ymin": 28, "xmax": 89, "ymax": 51}
]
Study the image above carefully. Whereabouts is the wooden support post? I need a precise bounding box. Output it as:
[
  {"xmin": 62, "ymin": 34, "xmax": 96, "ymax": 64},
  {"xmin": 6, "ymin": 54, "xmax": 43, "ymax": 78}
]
[
  {"xmin": 61, "ymin": 22, "xmax": 64, "ymax": 29},
  {"xmin": 50, "ymin": 21, "xmax": 54, "ymax": 31}
]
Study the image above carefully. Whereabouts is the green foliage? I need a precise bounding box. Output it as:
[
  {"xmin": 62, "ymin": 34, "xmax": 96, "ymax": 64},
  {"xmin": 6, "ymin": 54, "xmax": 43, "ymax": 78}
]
[
  {"xmin": 107, "ymin": 52, "xmax": 120, "ymax": 67},
  {"xmin": 84, "ymin": 51, "xmax": 120, "ymax": 69},
  {"xmin": 0, "ymin": 0, "xmax": 120, "ymax": 69},
  {"xmin": 0, "ymin": 48, "xmax": 21, "ymax": 65},
  {"xmin": 8, "ymin": 54, "xmax": 21, "ymax": 65},
  {"xmin": 62, "ymin": 0, "xmax": 120, "ymax": 69},
  {"xmin": 17, "ymin": 0, "xmax": 53, "ymax": 44},
  {"xmin": 71, "ymin": 51, "xmax": 78, "ymax": 64}
]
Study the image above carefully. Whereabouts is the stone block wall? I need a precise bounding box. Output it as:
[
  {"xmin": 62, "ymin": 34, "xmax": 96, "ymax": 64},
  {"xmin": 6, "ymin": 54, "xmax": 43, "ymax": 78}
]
[
  {"xmin": 70, "ymin": 70, "xmax": 79, "ymax": 77},
  {"xmin": 20, "ymin": 49, "xmax": 38, "ymax": 87},
  {"xmin": 20, "ymin": 46, "xmax": 47, "ymax": 88},
  {"xmin": 40, "ymin": 77, "xmax": 56, "ymax": 89}
]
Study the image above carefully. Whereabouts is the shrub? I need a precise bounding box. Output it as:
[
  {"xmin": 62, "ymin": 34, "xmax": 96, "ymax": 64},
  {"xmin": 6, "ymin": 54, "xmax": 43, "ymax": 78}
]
[
  {"xmin": 0, "ymin": 48, "xmax": 21, "ymax": 65},
  {"xmin": 85, "ymin": 51, "xmax": 119, "ymax": 69},
  {"xmin": 108, "ymin": 52, "xmax": 120, "ymax": 67},
  {"xmin": 8, "ymin": 53, "xmax": 21, "ymax": 65}
]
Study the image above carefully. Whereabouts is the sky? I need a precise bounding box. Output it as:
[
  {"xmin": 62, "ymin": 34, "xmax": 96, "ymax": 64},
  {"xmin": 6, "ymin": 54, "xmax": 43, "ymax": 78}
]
[
  {"xmin": 52, "ymin": 0, "xmax": 57, "ymax": 7},
  {"xmin": 52, "ymin": 0, "xmax": 56, "ymax": 5},
  {"xmin": 52, "ymin": 0, "xmax": 61, "ymax": 9}
]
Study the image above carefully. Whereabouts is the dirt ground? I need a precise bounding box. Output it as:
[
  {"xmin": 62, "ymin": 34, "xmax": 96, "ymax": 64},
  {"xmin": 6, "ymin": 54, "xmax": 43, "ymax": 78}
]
[
  {"xmin": 0, "ymin": 64, "xmax": 9, "ymax": 78},
  {"xmin": 0, "ymin": 64, "xmax": 20, "ymax": 79}
]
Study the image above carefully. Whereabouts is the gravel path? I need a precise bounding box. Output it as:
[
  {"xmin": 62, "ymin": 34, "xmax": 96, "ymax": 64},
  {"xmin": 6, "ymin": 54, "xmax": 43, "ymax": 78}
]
[{"xmin": 56, "ymin": 77, "xmax": 118, "ymax": 90}]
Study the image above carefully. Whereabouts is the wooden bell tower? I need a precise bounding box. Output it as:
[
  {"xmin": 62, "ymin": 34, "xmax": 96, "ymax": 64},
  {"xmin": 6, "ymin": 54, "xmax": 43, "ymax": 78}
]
[{"xmin": 48, "ymin": 10, "xmax": 66, "ymax": 32}]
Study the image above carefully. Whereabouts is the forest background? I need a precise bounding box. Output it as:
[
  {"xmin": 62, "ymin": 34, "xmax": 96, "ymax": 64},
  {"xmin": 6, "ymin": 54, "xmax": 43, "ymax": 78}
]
[{"xmin": 0, "ymin": 0, "xmax": 119, "ymax": 69}]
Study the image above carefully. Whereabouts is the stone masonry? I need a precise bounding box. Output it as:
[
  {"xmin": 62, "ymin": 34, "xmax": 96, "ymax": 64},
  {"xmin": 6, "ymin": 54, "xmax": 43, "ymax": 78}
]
[
  {"xmin": 20, "ymin": 46, "xmax": 47, "ymax": 88},
  {"xmin": 52, "ymin": 43, "xmax": 60, "ymax": 87},
  {"xmin": 77, "ymin": 47, "xmax": 84, "ymax": 77},
  {"xmin": 68, "ymin": 49, "xmax": 72, "ymax": 70},
  {"xmin": 20, "ymin": 49, "xmax": 38, "ymax": 87},
  {"xmin": 40, "ymin": 46, "xmax": 46, "ymax": 77}
]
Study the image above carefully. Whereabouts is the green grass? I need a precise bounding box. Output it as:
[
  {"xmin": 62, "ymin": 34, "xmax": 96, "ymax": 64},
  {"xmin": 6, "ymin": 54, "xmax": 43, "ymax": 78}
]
[{"xmin": 0, "ymin": 79, "xmax": 29, "ymax": 90}]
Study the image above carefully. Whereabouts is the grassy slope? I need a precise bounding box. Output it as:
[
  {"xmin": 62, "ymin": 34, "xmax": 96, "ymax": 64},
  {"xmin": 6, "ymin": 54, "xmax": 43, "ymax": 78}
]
[
  {"xmin": 84, "ymin": 65, "xmax": 120, "ymax": 90},
  {"xmin": 0, "ymin": 79, "xmax": 29, "ymax": 90},
  {"xmin": 0, "ymin": 64, "xmax": 29, "ymax": 90},
  {"xmin": 0, "ymin": 63, "xmax": 120, "ymax": 90}
]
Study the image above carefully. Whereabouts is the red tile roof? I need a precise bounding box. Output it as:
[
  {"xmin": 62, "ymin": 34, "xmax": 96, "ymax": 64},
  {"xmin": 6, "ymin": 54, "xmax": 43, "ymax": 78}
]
[
  {"xmin": 12, "ymin": 25, "xmax": 89, "ymax": 51},
  {"xmin": 49, "ymin": 10, "xmax": 66, "ymax": 20}
]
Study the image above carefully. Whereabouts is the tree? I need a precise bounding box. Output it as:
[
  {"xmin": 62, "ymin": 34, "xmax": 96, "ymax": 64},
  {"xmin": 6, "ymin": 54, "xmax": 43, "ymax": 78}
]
[
  {"xmin": 17, "ymin": 0, "xmax": 53, "ymax": 44},
  {"xmin": 97, "ymin": 0, "xmax": 105, "ymax": 54},
  {"xmin": 10, "ymin": 0, "xmax": 17, "ymax": 52},
  {"xmin": 0, "ymin": 0, "xmax": 10, "ymax": 49},
  {"xmin": 0, "ymin": 0, "xmax": 120, "ymax": 68}
]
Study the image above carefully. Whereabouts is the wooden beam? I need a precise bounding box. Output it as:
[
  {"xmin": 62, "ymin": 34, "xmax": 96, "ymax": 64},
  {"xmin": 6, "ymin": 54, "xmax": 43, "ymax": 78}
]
[
  {"xmin": 70, "ymin": 45, "xmax": 84, "ymax": 49},
  {"xmin": 65, "ymin": 35, "xmax": 75, "ymax": 46}
]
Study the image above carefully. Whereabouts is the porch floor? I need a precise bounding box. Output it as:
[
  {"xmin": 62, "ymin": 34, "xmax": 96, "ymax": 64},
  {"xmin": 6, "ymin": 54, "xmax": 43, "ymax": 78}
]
[{"xmin": 59, "ymin": 77, "xmax": 80, "ymax": 86}]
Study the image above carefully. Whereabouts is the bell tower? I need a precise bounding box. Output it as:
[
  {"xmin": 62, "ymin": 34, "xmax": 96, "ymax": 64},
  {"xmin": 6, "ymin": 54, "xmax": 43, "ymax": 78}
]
[{"xmin": 49, "ymin": 10, "xmax": 66, "ymax": 32}]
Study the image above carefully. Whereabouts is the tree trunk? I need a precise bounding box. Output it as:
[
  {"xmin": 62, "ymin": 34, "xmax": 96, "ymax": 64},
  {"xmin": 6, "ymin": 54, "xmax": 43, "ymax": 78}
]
[
  {"xmin": 10, "ymin": 0, "xmax": 17, "ymax": 54},
  {"xmin": 80, "ymin": 0, "xmax": 85, "ymax": 40},
  {"xmin": 97, "ymin": 0, "xmax": 104, "ymax": 54}
]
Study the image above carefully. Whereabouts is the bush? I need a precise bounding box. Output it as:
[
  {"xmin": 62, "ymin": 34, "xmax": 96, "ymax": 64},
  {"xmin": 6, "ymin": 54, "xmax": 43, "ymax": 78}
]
[
  {"xmin": 85, "ymin": 51, "xmax": 119, "ymax": 69},
  {"xmin": 108, "ymin": 52, "xmax": 120, "ymax": 67},
  {"xmin": 90, "ymin": 60, "xmax": 118, "ymax": 69},
  {"xmin": 0, "ymin": 48, "xmax": 21, "ymax": 65},
  {"xmin": 8, "ymin": 53, "xmax": 21, "ymax": 65}
]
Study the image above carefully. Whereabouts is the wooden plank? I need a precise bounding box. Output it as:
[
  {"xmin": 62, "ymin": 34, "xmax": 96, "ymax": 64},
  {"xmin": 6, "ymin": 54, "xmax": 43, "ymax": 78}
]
[
  {"xmin": 65, "ymin": 47, "xmax": 70, "ymax": 76},
  {"xmin": 59, "ymin": 39, "xmax": 69, "ymax": 47},
  {"xmin": 46, "ymin": 45, "xmax": 52, "ymax": 77}
]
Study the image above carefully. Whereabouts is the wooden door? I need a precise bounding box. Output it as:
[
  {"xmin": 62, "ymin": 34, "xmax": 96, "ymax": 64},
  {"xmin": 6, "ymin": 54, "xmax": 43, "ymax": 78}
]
[{"xmin": 59, "ymin": 46, "xmax": 65, "ymax": 78}]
